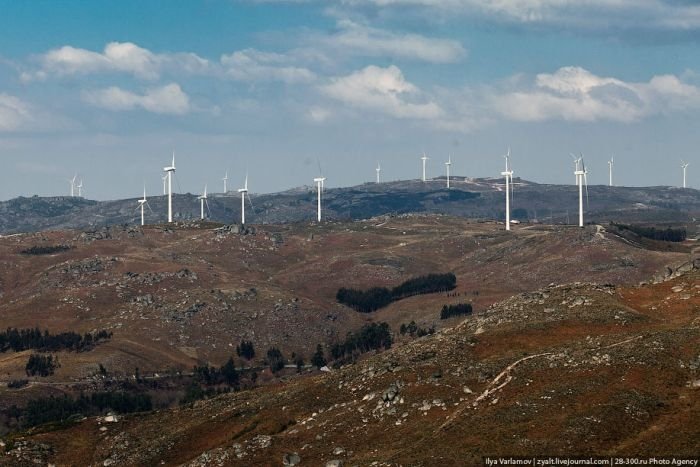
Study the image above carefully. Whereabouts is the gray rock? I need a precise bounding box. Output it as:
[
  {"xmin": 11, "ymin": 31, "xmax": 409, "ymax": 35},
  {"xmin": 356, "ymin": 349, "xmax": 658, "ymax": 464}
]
[{"xmin": 283, "ymin": 452, "xmax": 301, "ymax": 466}]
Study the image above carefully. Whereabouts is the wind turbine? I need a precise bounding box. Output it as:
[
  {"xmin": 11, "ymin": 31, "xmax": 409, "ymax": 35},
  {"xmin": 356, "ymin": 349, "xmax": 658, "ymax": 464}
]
[
  {"xmin": 608, "ymin": 156, "xmax": 614, "ymax": 187},
  {"xmin": 421, "ymin": 152, "xmax": 429, "ymax": 182},
  {"xmin": 68, "ymin": 174, "xmax": 77, "ymax": 197},
  {"xmin": 136, "ymin": 186, "xmax": 153, "ymax": 226},
  {"xmin": 198, "ymin": 184, "xmax": 210, "ymax": 220},
  {"xmin": 222, "ymin": 170, "xmax": 229, "ymax": 194},
  {"xmin": 376, "ymin": 163, "xmax": 381, "ymax": 184},
  {"xmin": 77, "ymin": 178, "xmax": 83, "ymax": 198},
  {"xmin": 501, "ymin": 148, "xmax": 513, "ymax": 231},
  {"xmin": 163, "ymin": 152, "xmax": 176, "ymax": 223},
  {"xmin": 445, "ymin": 155, "xmax": 452, "ymax": 189},
  {"xmin": 572, "ymin": 153, "xmax": 589, "ymax": 227},
  {"xmin": 313, "ymin": 176, "xmax": 326, "ymax": 222},
  {"xmin": 238, "ymin": 173, "xmax": 249, "ymax": 225},
  {"xmin": 681, "ymin": 160, "xmax": 689, "ymax": 188}
]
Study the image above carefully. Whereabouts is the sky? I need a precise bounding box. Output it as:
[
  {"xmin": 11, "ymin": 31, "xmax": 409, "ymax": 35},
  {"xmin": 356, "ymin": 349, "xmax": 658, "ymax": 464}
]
[{"xmin": 0, "ymin": 0, "xmax": 699, "ymax": 200}]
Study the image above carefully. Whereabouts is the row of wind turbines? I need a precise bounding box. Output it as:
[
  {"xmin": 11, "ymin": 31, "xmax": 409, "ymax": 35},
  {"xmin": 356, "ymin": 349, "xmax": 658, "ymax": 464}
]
[
  {"xmin": 137, "ymin": 154, "xmax": 260, "ymax": 226},
  {"xmin": 130, "ymin": 151, "xmax": 691, "ymax": 230}
]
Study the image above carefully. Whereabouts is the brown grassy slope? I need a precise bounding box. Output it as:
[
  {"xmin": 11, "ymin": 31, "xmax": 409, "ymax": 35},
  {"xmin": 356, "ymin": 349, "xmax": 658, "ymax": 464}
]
[
  {"xmin": 0, "ymin": 217, "xmax": 689, "ymax": 383},
  {"xmin": 5, "ymin": 269, "xmax": 698, "ymax": 466}
]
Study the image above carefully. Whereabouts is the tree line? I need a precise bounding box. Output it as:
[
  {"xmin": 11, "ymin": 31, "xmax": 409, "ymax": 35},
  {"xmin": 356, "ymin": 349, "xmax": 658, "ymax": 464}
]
[
  {"xmin": 336, "ymin": 272, "xmax": 457, "ymax": 313},
  {"xmin": 192, "ymin": 357, "xmax": 240, "ymax": 388},
  {"xmin": 20, "ymin": 245, "xmax": 72, "ymax": 255},
  {"xmin": 7, "ymin": 391, "xmax": 152, "ymax": 429},
  {"xmin": 440, "ymin": 303, "xmax": 473, "ymax": 320},
  {"xmin": 613, "ymin": 223, "xmax": 687, "ymax": 242},
  {"xmin": 330, "ymin": 322, "xmax": 393, "ymax": 361},
  {"xmin": 0, "ymin": 328, "xmax": 112, "ymax": 353}
]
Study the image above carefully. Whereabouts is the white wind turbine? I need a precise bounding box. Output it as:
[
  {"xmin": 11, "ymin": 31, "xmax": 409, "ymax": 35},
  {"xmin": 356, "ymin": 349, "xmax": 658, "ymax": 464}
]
[
  {"xmin": 501, "ymin": 148, "xmax": 514, "ymax": 231},
  {"xmin": 238, "ymin": 173, "xmax": 249, "ymax": 225},
  {"xmin": 136, "ymin": 186, "xmax": 153, "ymax": 226},
  {"xmin": 222, "ymin": 170, "xmax": 229, "ymax": 194},
  {"xmin": 77, "ymin": 178, "xmax": 83, "ymax": 198},
  {"xmin": 572, "ymin": 153, "xmax": 589, "ymax": 227},
  {"xmin": 163, "ymin": 152, "xmax": 176, "ymax": 223},
  {"xmin": 376, "ymin": 163, "xmax": 381, "ymax": 184},
  {"xmin": 314, "ymin": 162, "xmax": 326, "ymax": 222},
  {"xmin": 68, "ymin": 174, "xmax": 77, "ymax": 197},
  {"xmin": 421, "ymin": 152, "xmax": 429, "ymax": 182},
  {"xmin": 608, "ymin": 156, "xmax": 614, "ymax": 187},
  {"xmin": 198, "ymin": 184, "xmax": 211, "ymax": 220},
  {"xmin": 445, "ymin": 155, "xmax": 452, "ymax": 189},
  {"xmin": 681, "ymin": 160, "xmax": 689, "ymax": 188}
]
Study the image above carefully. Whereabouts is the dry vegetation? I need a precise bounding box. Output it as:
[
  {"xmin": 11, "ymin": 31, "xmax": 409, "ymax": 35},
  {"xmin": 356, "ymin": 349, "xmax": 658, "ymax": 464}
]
[{"xmin": 0, "ymin": 216, "xmax": 697, "ymax": 465}]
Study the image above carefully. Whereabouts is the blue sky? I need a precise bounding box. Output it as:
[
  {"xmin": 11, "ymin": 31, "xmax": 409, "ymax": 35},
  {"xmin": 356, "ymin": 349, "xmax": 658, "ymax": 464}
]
[{"xmin": 0, "ymin": 0, "xmax": 699, "ymax": 200}]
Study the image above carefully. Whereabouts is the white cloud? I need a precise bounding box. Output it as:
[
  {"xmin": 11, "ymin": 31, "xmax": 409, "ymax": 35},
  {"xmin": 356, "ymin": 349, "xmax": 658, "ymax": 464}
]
[
  {"xmin": 322, "ymin": 20, "xmax": 466, "ymax": 63},
  {"xmin": 307, "ymin": 106, "xmax": 332, "ymax": 122},
  {"xmin": 221, "ymin": 49, "xmax": 316, "ymax": 83},
  {"xmin": 83, "ymin": 83, "xmax": 191, "ymax": 115},
  {"xmin": 488, "ymin": 66, "xmax": 700, "ymax": 123},
  {"xmin": 339, "ymin": 0, "xmax": 700, "ymax": 34},
  {"xmin": 321, "ymin": 65, "xmax": 442, "ymax": 119},
  {"xmin": 0, "ymin": 94, "xmax": 33, "ymax": 131},
  {"xmin": 25, "ymin": 42, "xmax": 211, "ymax": 81}
]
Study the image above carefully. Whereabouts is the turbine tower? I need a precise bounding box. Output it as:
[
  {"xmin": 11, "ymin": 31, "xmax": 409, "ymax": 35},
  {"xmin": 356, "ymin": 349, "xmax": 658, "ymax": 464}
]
[
  {"xmin": 68, "ymin": 174, "xmax": 77, "ymax": 197},
  {"xmin": 198, "ymin": 185, "xmax": 210, "ymax": 220},
  {"xmin": 608, "ymin": 156, "xmax": 614, "ymax": 187},
  {"xmin": 445, "ymin": 155, "xmax": 452, "ymax": 189},
  {"xmin": 136, "ymin": 186, "xmax": 152, "ymax": 226},
  {"xmin": 681, "ymin": 160, "xmax": 689, "ymax": 188},
  {"xmin": 163, "ymin": 152, "xmax": 176, "ymax": 223},
  {"xmin": 572, "ymin": 154, "xmax": 589, "ymax": 228},
  {"xmin": 501, "ymin": 148, "xmax": 513, "ymax": 231},
  {"xmin": 376, "ymin": 163, "xmax": 381, "ymax": 184},
  {"xmin": 238, "ymin": 174, "xmax": 248, "ymax": 225},
  {"xmin": 222, "ymin": 170, "xmax": 229, "ymax": 194},
  {"xmin": 314, "ymin": 176, "xmax": 326, "ymax": 222},
  {"xmin": 421, "ymin": 152, "xmax": 429, "ymax": 182}
]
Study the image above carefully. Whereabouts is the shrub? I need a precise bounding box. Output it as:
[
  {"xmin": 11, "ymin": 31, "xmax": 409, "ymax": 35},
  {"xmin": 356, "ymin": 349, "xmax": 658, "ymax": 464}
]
[
  {"xmin": 266, "ymin": 347, "xmax": 285, "ymax": 373},
  {"xmin": 310, "ymin": 344, "xmax": 327, "ymax": 369},
  {"xmin": 7, "ymin": 379, "xmax": 28, "ymax": 389},
  {"xmin": 25, "ymin": 354, "xmax": 59, "ymax": 377},
  {"xmin": 399, "ymin": 320, "xmax": 435, "ymax": 337},
  {"xmin": 236, "ymin": 340, "xmax": 255, "ymax": 360}
]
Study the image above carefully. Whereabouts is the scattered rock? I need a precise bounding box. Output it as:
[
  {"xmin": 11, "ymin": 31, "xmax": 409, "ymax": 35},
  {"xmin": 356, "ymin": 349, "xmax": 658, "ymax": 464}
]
[{"xmin": 283, "ymin": 452, "xmax": 301, "ymax": 466}]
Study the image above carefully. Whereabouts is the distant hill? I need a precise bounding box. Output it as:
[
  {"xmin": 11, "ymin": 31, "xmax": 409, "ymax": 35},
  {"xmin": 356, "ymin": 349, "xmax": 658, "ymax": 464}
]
[{"xmin": 1, "ymin": 177, "xmax": 698, "ymax": 234}]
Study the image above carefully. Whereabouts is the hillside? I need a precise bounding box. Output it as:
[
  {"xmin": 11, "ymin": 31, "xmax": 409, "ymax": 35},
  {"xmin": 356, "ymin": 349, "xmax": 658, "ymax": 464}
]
[
  {"xmin": 0, "ymin": 216, "xmax": 697, "ymax": 465},
  {"xmin": 1, "ymin": 178, "xmax": 699, "ymax": 234},
  {"xmin": 2, "ymin": 258, "xmax": 698, "ymax": 465},
  {"xmin": 0, "ymin": 217, "xmax": 691, "ymax": 382}
]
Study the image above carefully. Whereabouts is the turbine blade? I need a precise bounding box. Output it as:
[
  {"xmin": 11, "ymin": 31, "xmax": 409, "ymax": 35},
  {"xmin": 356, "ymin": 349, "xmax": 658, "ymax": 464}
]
[
  {"xmin": 247, "ymin": 192, "xmax": 256, "ymax": 214},
  {"xmin": 205, "ymin": 199, "xmax": 212, "ymax": 217}
]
